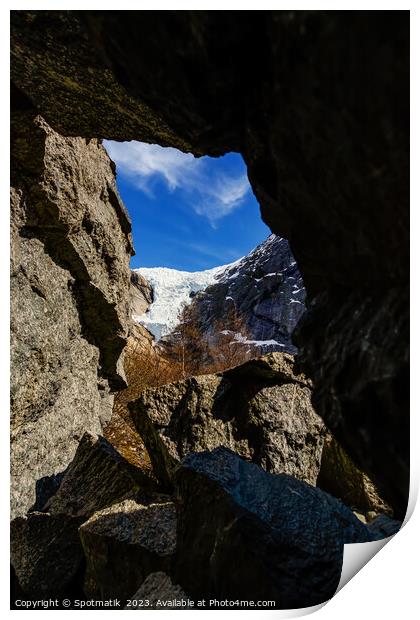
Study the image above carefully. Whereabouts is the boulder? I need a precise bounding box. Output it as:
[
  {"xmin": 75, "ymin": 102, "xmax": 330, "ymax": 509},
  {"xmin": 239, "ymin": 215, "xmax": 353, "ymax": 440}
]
[
  {"xmin": 80, "ymin": 500, "xmax": 176, "ymax": 601},
  {"xmin": 173, "ymin": 447, "xmax": 370, "ymax": 609},
  {"xmin": 126, "ymin": 572, "xmax": 190, "ymax": 610},
  {"xmin": 10, "ymin": 512, "xmax": 85, "ymax": 597},
  {"xmin": 10, "ymin": 113, "xmax": 133, "ymax": 519},
  {"xmin": 44, "ymin": 432, "xmax": 154, "ymax": 516},
  {"xmin": 317, "ymin": 434, "xmax": 393, "ymax": 516},
  {"xmin": 130, "ymin": 353, "xmax": 326, "ymax": 489},
  {"xmin": 367, "ymin": 514, "xmax": 401, "ymax": 540},
  {"xmin": 11, "ymin": 432, "xmax": 154, "ymax": 596}
]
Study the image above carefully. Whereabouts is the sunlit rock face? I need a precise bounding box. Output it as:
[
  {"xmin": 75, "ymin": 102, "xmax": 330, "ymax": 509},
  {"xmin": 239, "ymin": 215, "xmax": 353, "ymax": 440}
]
[
  {"xmin": 186, "ymin": 235, "xmax": 306, "ymax": 355},
  {"xmin": 10, "ymin": 113, "xmax": 133, "ymax": 518},
  {"xmin": 11, "ymin": 10, "xmax": 409, "ymax": 514}
]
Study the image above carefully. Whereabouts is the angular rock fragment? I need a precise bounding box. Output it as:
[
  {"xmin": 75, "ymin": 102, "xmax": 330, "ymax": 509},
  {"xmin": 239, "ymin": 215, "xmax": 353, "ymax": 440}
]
[
  {"xmin": 11, "ymin": 432, "xmax": 154, "ymax": 597},
  {"xmin": 44, "ymin": 431, "xmax": 154, "ymax": 516},
  {"xmin": 10, "ymin": 512, "xmax": 85, "ymax": 597},
  {"xmin": 173, "ymin": 447, "xmax": 370, "ymax": 609},
  {"xmin": 10, "ymin": 114, "xmax": 133, "ymax": 519},
  {"xmin": 80, "ymin": 500, "xmax": 176, "ymax": 601},
  {"xmin": 317, "ymin": 434, "xmax": 393, "ymax": 516},
  {"xmin": 247, "ymin": 382, "xmax": 325, "ymax": 483},
  {"xmin": 130, "ymin": 353, "xmax": 326, "ymax": 488},
  {"xmin": 367, "ymin": 514, "xmax": 402, "ymax": 540},
  {"xmin": 126, "ymin": 572, "xmax": 190, "ymax": 610}
]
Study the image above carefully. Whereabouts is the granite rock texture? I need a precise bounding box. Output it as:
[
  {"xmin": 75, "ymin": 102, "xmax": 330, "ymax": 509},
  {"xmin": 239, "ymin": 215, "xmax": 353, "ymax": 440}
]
[
  {"xmin": 10, "ymin": 111, "xmax": 133, "ymax": 518},
  {"xmin": 173, "ymin": 447, "xmax": 371, "ymax": 608},
  {"xmin": 43, "ymin": 432, "xmax": 155, "ymax": 516},
  {"xmin": 367, "ymin": 514, "xmax": 402, "ymax": 540},
  {"xmin": 80, "ymin": 500, "xmax": 176, "ymax": 601},
  {"xmin": 10, "ymin": 512, "xmax": 85, "ymax": 597},
  {"xmin": 130, "ymin": 353, "xmax": 326, "ymax": 490},
  {"xmin": 10, "ymin": 432, "xmax": 151, "ymax": 597},
  {"xmin": 317, "ymin": 434, "xmax": 393, "ymax": 517},
  {"xmin": 130, "ymin": 271, "xmax": 153, "ymax": 317},
  {"xmin": 11, "ymin": 11, "xmax": 409, "ymax": 515}
]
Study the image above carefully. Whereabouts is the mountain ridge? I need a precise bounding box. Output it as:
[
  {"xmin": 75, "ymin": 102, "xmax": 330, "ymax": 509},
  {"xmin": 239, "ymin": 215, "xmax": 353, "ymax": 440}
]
[{"xmin": 133, "ymin": 235, "xmax": 306, "ymax": 355}]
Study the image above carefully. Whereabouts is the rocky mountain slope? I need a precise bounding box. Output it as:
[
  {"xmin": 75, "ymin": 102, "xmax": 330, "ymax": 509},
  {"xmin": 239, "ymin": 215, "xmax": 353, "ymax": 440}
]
[
  {"xmin": 133, "ymin": 263, "xmax": 229, "ymax": 341},
  {"xmin": 134, "ymin": 235, "xmax": 305, "ymax": 354},
  {"xmin": 184, "ymin": 235, "xmax": 305, "ymax": 354}
]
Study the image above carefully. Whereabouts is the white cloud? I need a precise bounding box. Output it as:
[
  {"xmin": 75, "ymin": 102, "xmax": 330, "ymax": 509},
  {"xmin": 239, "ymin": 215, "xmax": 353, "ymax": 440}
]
[{"xmin": 103, "ymin": 140, "xmax": 250, "ymax": 222}]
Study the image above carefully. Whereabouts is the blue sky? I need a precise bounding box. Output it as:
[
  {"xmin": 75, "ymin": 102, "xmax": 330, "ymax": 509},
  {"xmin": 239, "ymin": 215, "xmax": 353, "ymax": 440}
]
[{"xmin": 103, "ymin": 140, "xmax": 271, "ymax": 271}]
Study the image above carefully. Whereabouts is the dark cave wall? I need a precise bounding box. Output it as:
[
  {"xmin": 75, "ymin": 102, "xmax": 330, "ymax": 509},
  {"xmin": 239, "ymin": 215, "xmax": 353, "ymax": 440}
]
[{"xmin": 10, "ymin": 10, "xmax": 409, "ymax": 516}]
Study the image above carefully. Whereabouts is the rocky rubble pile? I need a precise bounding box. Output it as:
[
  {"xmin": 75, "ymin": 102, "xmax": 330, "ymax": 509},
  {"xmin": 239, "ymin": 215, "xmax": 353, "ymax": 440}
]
[
  {"xmin": 129, "ymin": 353, "xmax": 326, "ymax": 489},
  {"xmin": 11, "ymin": 353, "xmax": 399, "ymax": 609},
  {"xmin": 10, "ymin": 11, "xmax": 408, "ymax": 609}
]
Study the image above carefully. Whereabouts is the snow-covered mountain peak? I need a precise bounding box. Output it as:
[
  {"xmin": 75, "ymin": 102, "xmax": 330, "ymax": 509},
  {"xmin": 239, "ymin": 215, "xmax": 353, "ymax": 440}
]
[
  {"xmin": 132, "ymin": 235, "xmax": 306, "ymax": 352},
  {"xmin": 132, "ymin": 262, "xmax": 235, "ymax": 341}
]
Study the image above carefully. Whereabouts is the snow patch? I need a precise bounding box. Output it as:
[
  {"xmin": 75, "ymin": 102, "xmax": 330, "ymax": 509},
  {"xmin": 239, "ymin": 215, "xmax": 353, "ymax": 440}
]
[{"xmin": 221, "ymin": 330, "xmax": 283, "ymax": 347}]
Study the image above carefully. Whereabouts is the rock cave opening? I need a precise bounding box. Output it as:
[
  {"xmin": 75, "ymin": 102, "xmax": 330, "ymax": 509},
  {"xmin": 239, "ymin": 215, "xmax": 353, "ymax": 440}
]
[
  {"xmin": 10, "ymin": 10, "xmax": 409, "ymax": 610},
  {"xmin": 102, "ymin": 138, "xmax": 307, "ymax": 356}
]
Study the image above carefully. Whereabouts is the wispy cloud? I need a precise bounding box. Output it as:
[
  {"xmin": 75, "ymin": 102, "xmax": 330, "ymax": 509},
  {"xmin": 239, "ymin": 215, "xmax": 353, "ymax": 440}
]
[
  {"xmin": 104, "ymin": 140, "xmax": 250, "ymax": 223},
  {"xmin": 184, "ymin": 240, "xmax": 242, "ymax": 263}
]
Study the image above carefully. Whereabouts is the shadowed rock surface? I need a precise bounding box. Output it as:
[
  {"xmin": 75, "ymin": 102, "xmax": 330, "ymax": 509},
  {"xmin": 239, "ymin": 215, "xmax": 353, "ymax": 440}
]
[
  {"xmin": 10, "ymin": 112, "xmax": 133, "ymax": 518},
  {"xmin": 126, "ymin": 572, "xmax": 190, "ymax": 610},
  {"xmin": 80, "ymin": 500, "xmax": 176, "ymax": 601},
  {"xmin": 10, "ymin": 432, "xmax": 153, "ymax": 597},
  {"xmin": 44, "ymin": 432, "xmax": 155, "ymax": 516},
  {"xmin": 130, "ymin": 353, "xmax": 326, "ymax": 489},
  {"xmin": 10, "ymin": 512, "xmax": 85, "ymax": 597},
  {"xmin": 367, "ymin": 514, "xmax": 402, "ymax": 540},
  {"xmin": 173, "ymin": 447, "xmax": 371, "ymax": 608},
  {"xmin": 11, "ymin": 11, "xmax": 409, "ymax": 515},
  {"xmin": 317, "ymin": 434, "xmax": 393, "ymax": 517}
]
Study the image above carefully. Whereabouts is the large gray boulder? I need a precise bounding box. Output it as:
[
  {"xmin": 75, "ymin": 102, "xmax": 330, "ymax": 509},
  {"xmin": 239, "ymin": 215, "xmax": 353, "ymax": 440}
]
[
  {"xmin": 44, "ymin": 432, "xmax": 155, "ymax": 516},
  {"xmin": 80, "ymin": 500, "xmax": 177, "ymax": 601},
  {"xmin": 11, "ymin": 113, "xmax": 133, "ymax": 518},
  {"xmin": 130, "ymin": 353, "xmax": 326, "ymax": 490},
  {"xmin": 173, "ymin": 447, "xmax": 370, "ymax": 609}
]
